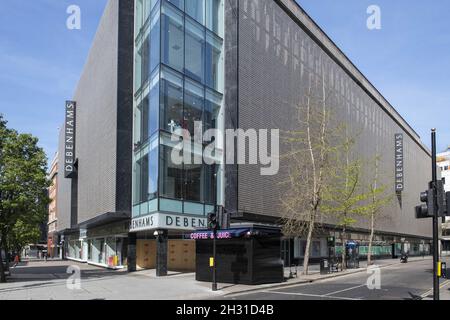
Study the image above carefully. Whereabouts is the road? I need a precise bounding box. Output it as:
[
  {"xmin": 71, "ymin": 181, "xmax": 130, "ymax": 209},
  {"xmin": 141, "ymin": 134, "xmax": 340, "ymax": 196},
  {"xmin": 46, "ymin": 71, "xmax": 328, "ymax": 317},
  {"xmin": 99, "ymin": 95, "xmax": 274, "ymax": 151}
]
[{"xmin": 226, "ymin": 259, "xmax": 450, "ymax": 300}]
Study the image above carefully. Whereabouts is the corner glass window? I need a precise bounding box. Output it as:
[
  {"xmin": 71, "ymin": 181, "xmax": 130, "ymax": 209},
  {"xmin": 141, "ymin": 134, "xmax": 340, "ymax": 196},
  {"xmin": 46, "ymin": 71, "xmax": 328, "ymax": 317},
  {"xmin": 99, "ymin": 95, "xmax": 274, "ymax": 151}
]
[
  {"xmin": 167, "ymin": 0, "xmax": 183, "ymax": 11},
  {"xmin": 206, "ymin": 0, "xmax": 223, "ymax": 37},
  {"xmin": 185, "ymin": 0, "xmax": 205, "ymax": 25},
  {"xmin": 160, "ymin": 145, "xmax": 184, "ymax": 200},
  {"xmin": 205, "ymin": 31, "xmax": 223, "ymax": 92},
  {"xmin": 185, "ymin": 18, "xmax": 205, "ymax": 84},
  {"xmin": 149, "ymin": 5, "xmax": 161, "ymax": 73},
  {"xmin": 204, "ymin": 89, "xmax": 222, "ymax": 133},
  {"xmin": 160, "ymin": 67, "xmax": 184, "ymax": 133},
  {"xmin": 184, "ymin": 79, "xmax": 204, "ymax": 138},
  {"xmin": 184, "ymin": 163, "xmax": 202, "ymax": 202},
  {"xmin": 135, "ymin": 69, "xmax": 159, "ymax": 145},
  {"xmin": 161, "ymin": 3, "xmax": 184, "ymax": 72},
  {"xmin": 203, "ymin": 163, "xmax": 216, "ymax": 204}
]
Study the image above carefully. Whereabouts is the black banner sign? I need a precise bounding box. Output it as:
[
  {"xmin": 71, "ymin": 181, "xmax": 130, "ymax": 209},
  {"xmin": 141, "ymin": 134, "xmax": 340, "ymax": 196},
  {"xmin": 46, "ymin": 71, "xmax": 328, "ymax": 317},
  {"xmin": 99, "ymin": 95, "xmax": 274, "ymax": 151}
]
[
  {"xmin": 395, "ymin": 133, "xmax": 404, "ymax": 192},
  {"xmin": 64, "ymin": 101, "xmax": 76, "ymax": 178}
]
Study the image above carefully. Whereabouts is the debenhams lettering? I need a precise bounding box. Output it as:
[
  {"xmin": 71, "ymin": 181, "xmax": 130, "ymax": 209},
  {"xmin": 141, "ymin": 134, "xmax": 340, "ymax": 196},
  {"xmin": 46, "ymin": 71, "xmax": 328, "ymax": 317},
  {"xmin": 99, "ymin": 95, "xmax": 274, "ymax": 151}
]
[
  {"xmin": 131, "ymin": 213, "xmax": 207, "ymax": 232},
  {"xmin": 64, "ymin": 101, "xmax": 76, "ymax": 178},
  {"xmin": 395, "ymin": 133, "xmax": 404, "ymax": 192}
]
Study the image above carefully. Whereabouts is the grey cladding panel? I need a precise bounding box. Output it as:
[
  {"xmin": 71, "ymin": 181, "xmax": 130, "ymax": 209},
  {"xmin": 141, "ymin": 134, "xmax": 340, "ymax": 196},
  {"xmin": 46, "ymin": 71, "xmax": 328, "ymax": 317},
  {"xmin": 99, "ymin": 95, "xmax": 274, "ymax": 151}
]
[
  {"xmin": 235, "ymin": 0, "xmax": 431, "ymax": 238},
  {"xmin": 74, "ymin": 0, "xmax": 119, "ymax": 224}
]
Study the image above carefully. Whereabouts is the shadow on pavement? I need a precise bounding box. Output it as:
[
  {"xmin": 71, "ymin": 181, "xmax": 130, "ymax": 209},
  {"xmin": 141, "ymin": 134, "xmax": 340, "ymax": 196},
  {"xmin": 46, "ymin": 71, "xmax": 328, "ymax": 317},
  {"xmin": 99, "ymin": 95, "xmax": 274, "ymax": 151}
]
[{"xmin": 6, "ymin": 263, "xmax": 128, "ymax": 284}]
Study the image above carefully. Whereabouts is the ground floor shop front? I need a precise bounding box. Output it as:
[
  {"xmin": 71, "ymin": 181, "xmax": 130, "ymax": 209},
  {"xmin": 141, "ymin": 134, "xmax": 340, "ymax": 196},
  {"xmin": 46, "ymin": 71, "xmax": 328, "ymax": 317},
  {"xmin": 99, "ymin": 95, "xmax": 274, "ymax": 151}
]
[
  {"xmin": 129, "ymin": 212, "xmax": 209, "ymax": 273},
  {"xmin": 281, "ymin": 228, "xmax": 432, "ymax": 267},
  {"xmin": 61, "ymin": 214, "xmax": 433, "ymax": 275},
  {"xmin": 63, "ymin": 221, "xmax": 129, "ymax": 269}
]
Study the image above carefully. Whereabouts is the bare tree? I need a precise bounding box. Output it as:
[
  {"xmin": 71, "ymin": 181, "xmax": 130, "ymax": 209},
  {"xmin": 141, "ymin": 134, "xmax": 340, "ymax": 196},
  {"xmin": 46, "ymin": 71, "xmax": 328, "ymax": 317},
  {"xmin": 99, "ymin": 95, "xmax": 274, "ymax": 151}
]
[{"xmin": 280, "ymin": 73, "xmax": 341, "ymax": 275}]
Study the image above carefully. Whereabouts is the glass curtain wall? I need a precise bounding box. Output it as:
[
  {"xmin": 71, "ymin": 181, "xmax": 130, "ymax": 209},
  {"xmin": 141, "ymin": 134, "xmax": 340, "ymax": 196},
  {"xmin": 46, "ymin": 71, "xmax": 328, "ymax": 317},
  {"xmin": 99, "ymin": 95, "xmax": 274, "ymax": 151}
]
[{"xmin": 133, "ymin": 0, "xmax": 224, "ymax": 219}]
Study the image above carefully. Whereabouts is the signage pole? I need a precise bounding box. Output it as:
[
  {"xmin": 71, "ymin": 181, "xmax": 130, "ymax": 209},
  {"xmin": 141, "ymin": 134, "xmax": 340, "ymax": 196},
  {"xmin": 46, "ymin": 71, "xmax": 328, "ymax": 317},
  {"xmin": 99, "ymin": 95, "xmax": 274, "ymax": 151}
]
[
  {"xmin": 431, "ymin": 129, "xmax": 440, "ymax": 301},
  {"xmin": 212, "ymin": 228, "xmax": 217, "ymax": 291}
]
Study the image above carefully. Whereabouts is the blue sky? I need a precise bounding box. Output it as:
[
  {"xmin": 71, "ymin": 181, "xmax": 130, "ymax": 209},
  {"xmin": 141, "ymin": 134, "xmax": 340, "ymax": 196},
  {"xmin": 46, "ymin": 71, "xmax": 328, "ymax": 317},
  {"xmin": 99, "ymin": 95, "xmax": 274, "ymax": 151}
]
[{"xmin": 0, "ymin": 1, "xmax": 449, "ymax": 165}]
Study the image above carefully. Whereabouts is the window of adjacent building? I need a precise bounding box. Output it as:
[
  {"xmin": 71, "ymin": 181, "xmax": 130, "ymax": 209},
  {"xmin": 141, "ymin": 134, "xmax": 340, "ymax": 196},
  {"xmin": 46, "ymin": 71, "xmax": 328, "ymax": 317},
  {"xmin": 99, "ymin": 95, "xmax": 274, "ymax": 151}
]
[
  {"xmin": 185, "ymin": 17, "xmax": 205, "ymax": 84},
  {"xmin": 160, "ymin": 66, "xmax": 184, "ymax": 133},
  {"xmin": 161, "ymin": 3, "xmax": 184, "ymax": 72}
]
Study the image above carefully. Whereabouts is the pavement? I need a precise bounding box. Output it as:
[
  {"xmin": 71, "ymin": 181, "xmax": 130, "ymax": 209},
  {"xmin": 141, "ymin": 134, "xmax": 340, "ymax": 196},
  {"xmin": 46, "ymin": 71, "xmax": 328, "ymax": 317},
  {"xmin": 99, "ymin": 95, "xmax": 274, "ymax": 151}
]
[{"xmin": 0, "ymin": 256, "xmax": 446, "ymax": 300}]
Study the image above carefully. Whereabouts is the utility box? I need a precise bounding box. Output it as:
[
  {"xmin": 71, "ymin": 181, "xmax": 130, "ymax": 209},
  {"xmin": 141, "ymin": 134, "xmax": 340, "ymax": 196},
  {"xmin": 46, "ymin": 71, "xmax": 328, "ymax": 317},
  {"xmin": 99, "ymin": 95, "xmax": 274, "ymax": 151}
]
[
  {"xmin": 190, "ymin": 224, "xmax": 284, "ymax": 285},
  {"xmin": 320, "ymin": 259, "xmax": 330, "ymax": 275}
]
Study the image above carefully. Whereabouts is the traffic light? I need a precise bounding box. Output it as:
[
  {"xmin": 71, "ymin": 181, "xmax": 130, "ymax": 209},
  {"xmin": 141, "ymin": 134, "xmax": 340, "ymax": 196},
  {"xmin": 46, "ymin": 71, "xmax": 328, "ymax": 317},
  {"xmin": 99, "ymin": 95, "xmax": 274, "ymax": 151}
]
[
  {"xmin": 437, "ymin": 180, "xmax": 445, "ymax": 217},
  {"xmin": 446, "ymin": 191, "xmax": 450, "ymax": 216},
  {"xmin": 415, "ymin": 188, "xmax": 435, "ymax": 219},
  {"xmin": 207, "ymin": 212, "xmax": 218, "ymax": 231},
  {"xmin": 327, "ymin": 236, "xmax": 336, "ymax": 247},
  {"xmin": 217, "ymin": 205, "xmax": 230, "ymax": 230}
]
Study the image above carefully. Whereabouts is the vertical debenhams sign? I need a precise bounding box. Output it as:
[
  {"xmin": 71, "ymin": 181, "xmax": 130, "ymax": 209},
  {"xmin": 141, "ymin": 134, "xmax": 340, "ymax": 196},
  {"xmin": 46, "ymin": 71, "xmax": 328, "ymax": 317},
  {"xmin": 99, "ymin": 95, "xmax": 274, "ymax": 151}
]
[
  {"xmin": 65, "ymin": 101, "xmax": 76, "ymax": 178},
  {"xmin": 395, "ymin": 133, "xmax": 404, "ymax": 192}
]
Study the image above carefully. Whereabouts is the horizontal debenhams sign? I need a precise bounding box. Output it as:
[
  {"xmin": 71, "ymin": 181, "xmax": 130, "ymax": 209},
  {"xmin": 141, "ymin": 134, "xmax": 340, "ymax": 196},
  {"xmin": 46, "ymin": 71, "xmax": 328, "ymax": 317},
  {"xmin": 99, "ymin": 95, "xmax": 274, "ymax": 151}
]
[
  {"xmin": 64, "ymin": 101, "xmax": 76, "ymax": 179},
  {"xmin": 130, "ymin": 213, "xmax": 207, "ymax": 232}
]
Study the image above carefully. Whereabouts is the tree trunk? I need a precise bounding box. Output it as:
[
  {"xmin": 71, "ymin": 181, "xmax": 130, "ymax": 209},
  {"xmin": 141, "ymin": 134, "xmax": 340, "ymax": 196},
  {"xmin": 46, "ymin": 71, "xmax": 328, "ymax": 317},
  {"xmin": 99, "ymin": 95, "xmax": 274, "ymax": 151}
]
[
  {"xmin": 2, "ymin": 239, "xmax": 9, "ymax": 272},
  {"xmin": 341, "ymin": 226, "xmax": 346, "ymax": 271},
  {"xmin": 0, "ymin": 237, "xmax": 6, "ymax": 283},
  {"xmin": 367, "ymin": 213, "xmax": 375, "ymax": 266},
  {"xmin": 302, "ymin": 217, "xmax": 315, "ymax": 275}
]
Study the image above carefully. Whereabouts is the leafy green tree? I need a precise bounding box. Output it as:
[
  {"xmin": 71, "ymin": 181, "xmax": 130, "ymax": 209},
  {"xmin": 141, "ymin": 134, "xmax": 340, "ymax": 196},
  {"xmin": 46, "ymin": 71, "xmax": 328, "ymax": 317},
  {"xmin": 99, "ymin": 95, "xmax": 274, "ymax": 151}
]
[
  {"xmin": 364, "ymin": 155, "xmax": 394, "ymax": 266},
  {"xmin": 8, "ymin": 220, "xmax": 42, "ymax": 255},
  {"xmin": 0, "ymin": 114, "xmax": 49, "ymax": 282},
  {"xmin": 321, "ymin": 135, "xmax": 371, "ymax": 270}
]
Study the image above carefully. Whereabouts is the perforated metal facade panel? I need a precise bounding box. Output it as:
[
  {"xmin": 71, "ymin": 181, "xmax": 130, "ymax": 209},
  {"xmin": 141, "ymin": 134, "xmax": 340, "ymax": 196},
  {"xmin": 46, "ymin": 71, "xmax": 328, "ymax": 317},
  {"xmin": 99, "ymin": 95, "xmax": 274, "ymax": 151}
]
[
  {"xmin": 56, "ymin": 0, "xmax": 134, "ymax": 228},
  {"xmin": 230, "ymin": 0, "xmax": 431, "ymax": 238}
]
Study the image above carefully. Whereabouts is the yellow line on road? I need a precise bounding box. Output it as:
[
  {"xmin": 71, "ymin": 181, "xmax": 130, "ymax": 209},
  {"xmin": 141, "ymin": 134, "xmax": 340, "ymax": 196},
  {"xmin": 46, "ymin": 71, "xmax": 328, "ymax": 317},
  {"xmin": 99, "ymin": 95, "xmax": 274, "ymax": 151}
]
[{"xmin": 420, "ymin": 280, "xmax": 450, "ymax": 299}]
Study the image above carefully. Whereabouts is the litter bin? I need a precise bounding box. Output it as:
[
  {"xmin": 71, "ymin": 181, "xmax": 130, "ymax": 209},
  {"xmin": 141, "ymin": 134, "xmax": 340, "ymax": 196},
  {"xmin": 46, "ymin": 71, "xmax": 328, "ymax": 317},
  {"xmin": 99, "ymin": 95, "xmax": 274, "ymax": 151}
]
[{"xmin": 320, "ymin": 259, "xmax": 330, "ymax": 275}]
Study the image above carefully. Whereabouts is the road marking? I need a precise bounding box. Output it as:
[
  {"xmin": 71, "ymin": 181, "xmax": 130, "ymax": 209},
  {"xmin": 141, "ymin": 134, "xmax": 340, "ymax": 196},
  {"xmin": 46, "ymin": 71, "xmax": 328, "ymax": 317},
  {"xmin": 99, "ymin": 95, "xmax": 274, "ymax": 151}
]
[
  {"xmin": 226, "ymin": 259, "xmax": 432, "ymax": 298},
  {"xmin": 323, "ymin": 284, "xmax": 367, "ymax": 297},
  {"xmin": 420, "ymin": 279, "xmax": 450, "ymax": 299},
  {"xmin": 265, "ymin": 290, "xmax": 361, "ymax": 301}
]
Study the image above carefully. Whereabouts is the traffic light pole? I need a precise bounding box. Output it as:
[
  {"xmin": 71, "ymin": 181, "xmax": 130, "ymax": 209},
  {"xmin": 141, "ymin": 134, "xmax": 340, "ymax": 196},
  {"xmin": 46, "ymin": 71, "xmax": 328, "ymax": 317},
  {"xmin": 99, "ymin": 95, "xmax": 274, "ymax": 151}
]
[
  {"xmin": 431, "ymin": 129, "xmax": 440, "ymax": 301},
  {"xmin": 212, "ymin": 228, "xmax": 217, "ymax": 291}
]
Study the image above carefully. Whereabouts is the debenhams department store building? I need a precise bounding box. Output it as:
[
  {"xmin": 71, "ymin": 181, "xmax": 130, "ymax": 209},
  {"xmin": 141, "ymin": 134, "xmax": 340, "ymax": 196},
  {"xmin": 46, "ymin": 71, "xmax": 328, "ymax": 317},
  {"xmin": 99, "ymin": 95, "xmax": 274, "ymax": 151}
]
[{"xmin": 56, "ymin": 0, "xmax": 432, "ymax": 271}]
